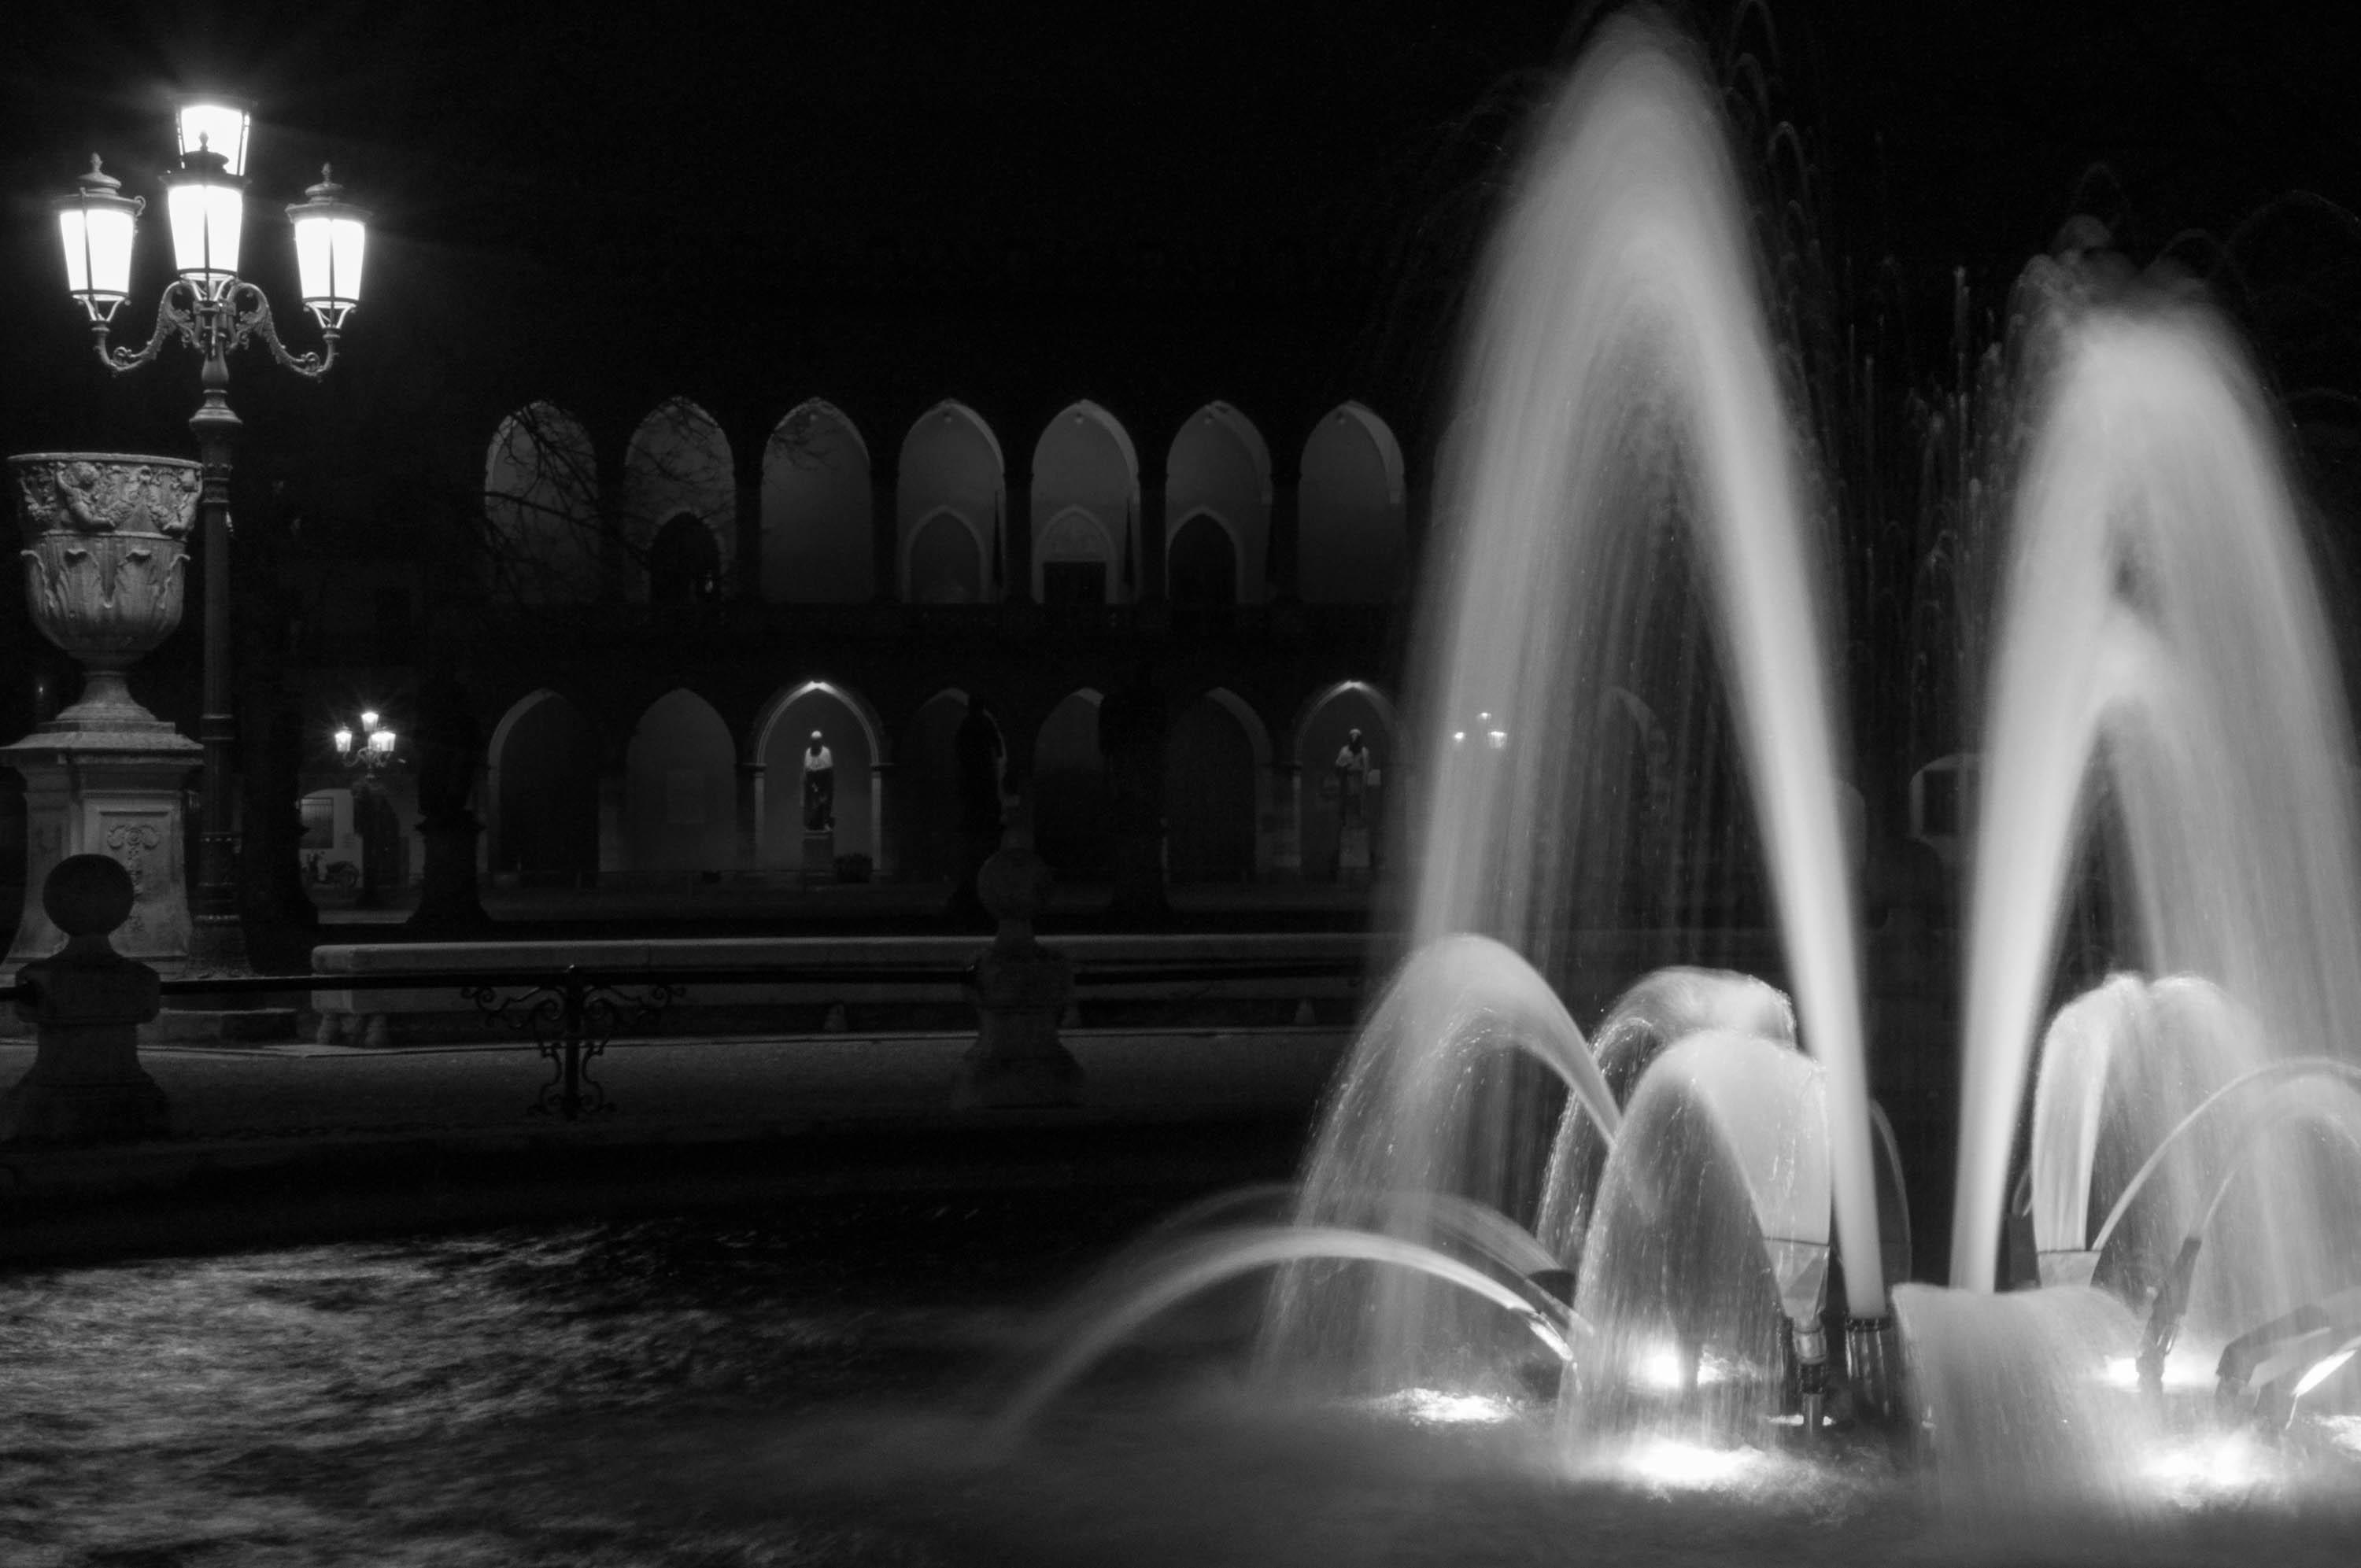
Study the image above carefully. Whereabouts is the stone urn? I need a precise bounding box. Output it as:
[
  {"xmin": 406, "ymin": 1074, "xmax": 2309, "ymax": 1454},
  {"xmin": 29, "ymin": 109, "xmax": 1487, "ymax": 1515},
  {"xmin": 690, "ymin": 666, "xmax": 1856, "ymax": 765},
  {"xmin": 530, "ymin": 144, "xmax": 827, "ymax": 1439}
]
[
  {"xmin": 2, "ymin": 455, "xmax": 203, "ymax": 976},
  {"xmin": 10, "ymin": 452, "xmax": 198, "ymax": 730}
]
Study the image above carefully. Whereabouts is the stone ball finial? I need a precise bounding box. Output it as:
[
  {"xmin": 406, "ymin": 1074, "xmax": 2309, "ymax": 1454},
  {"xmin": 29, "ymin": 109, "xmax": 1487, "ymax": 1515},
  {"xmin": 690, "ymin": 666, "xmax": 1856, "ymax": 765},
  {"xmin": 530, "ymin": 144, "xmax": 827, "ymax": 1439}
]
[{"xmin": 43, "ymin": 854, "xmax": 135, "ymax": 937}]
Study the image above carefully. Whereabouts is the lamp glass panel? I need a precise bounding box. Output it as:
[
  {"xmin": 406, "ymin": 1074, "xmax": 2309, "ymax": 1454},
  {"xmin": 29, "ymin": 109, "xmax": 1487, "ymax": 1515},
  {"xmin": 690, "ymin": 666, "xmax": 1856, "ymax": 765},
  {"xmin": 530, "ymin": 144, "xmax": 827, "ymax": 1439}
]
[
  {"xmin": 176, "ymin": 102, "xmax": 250, "ymax": 176},
  {"xmin": 293, "ymin": 212, "xmax": 367, "ymax": 307},
  {"xmin": 168, "ymin": 179, "xmax": 243, "ymax": 290},
  {"xmin": 57, "ymin": 204, "xmax": 135, "ymax": 301}
]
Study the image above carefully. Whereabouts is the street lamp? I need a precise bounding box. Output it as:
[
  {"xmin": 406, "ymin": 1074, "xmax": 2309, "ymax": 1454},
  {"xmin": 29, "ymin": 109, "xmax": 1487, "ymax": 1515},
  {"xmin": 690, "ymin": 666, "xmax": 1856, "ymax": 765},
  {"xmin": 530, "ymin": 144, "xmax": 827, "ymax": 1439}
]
[
  {"xmin": 55, "ymin": 98, "xmax": 370, "ymax": 969},
  {"xmin": 331, "ymin": 709, "xmax": 399, "ymax": 907}
]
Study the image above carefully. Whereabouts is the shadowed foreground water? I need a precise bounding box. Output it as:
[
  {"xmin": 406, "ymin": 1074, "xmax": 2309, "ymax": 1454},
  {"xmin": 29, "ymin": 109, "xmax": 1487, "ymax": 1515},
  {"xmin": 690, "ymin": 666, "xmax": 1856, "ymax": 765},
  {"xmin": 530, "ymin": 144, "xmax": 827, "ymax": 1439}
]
[{"xmin": 6, "ymin": 1201, "xmax": 2361, "ymax": 1566}]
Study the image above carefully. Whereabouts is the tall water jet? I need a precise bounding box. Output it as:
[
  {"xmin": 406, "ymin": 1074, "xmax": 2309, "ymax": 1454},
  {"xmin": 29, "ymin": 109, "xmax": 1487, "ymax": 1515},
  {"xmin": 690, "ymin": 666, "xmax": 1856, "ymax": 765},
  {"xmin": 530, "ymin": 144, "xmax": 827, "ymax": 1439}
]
[
  {"xmin": 1405, "ymin": 15, "xmax": 1884, "ymax": 1312},
  {"xmin": 1954, "ymin": 282, "xmax": 2361, "ymax": 1293}
]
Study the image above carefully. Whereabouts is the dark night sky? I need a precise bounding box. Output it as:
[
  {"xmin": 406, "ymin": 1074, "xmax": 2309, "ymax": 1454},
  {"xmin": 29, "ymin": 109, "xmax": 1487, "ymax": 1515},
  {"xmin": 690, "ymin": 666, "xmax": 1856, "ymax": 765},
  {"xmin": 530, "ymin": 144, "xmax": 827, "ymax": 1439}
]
[{"xmin": 4, "ymin": 1, "xmax": 2359, "ymax": 504}]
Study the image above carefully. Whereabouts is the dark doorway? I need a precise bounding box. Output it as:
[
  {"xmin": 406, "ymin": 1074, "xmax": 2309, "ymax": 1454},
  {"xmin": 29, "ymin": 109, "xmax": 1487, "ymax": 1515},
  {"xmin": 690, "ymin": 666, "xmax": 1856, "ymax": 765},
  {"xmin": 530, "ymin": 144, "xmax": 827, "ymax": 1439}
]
[
  {"xmin": 1167, "ymin": 513, "xmax": 1237, "ymax": 607},
  {"xmin": 649, "ymin": 513, "xmax": 719, "ymax": 604}
]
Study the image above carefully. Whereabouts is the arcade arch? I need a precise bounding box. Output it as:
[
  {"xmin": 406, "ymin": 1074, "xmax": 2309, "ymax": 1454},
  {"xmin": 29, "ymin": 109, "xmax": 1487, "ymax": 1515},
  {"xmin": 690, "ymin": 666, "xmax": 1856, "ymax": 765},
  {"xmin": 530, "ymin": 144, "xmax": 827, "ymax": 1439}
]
[
  {"xmin": 1294, "ymin": 680, "xmax": 1398, "ymax": 880},
  {"xmin": 754, "ymin": 681, "xmax": 885, "ymax": 869},
  {"xmin": 623, "ymin": 398, "xmax": 735, "ymax": 602},
  {"xmin": 487, "ymin": 688, "xmax": 603, "ymax": 885},
  {"xmin": 1033, "ymin": 401, "xmax": 1139, "ymax": 603},
  {"xmin": 1166, "ymin": 402, "xmax": 1269, "ymax": 605},
  {"xmin": 900, "ymin": 400, "xmax": 1004, "ymax": 603},
  {"xmin": 1299, "ymin": 401, "xmax": 1407, "ymax": 603},
  {"xmin": 763, "ymin": 400, "xmax": 874, "ymax": 603},
  {"xmin": 624, "ymin": 688, "xmax": 737, "ymax": 872},
  {"xmin": 483, "ymin": 403, "xmax": 601, "ymax": 604},
  {"xmin": 895, "ymin": 688, "xmax": 993, "ymax": 885},
  {"xmin": 1166, "ymin": 688, "xmax": 1269, "ymax": 882}
]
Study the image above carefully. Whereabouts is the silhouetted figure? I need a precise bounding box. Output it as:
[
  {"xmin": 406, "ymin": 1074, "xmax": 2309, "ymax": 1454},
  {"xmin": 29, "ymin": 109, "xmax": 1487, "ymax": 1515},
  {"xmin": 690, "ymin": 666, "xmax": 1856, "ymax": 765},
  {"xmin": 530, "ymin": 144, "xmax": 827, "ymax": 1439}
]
[
  {"xmin": 801, "ymin": 730, "xmax": 835, "ymax": 832},
  {"xmin": 406, "ymin": 670, "xmax": 490, "ymax": 932}
]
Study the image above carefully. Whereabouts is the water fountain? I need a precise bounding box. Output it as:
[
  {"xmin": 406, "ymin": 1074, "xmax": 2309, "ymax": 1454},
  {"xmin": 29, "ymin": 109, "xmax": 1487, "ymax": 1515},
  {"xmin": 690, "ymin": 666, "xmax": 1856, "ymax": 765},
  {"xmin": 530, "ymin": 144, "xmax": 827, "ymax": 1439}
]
[
  {"xmin": 990, "ymin": 6, "xmax": 2361, "ymax": 1543},
  {"xmin": 11, "ymin": 9, "xmax": 2361, "ymax": 1562}
]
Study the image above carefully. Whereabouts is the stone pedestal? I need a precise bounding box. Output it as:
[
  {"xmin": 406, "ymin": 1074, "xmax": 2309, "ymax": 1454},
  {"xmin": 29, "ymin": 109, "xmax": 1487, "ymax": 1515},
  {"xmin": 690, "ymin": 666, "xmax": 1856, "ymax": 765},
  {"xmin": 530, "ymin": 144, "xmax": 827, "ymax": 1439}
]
[
  {"xmin": 1337, "ymin": 822, "xmax": 1373, "ymax": 889},
  {"xmin": 957, "ymin": 814, "xmax": 1083, "ymax": 1109},
  {"xmin": 1, "ymin": 854, "xmax": 168, "ymax": 1144},
  {"xmin": 801, "ymin": 828, "xmax": 836, "ymax": 886},
  {"xmin": 2, "ymin": 727, "xmax": 201, "ymax": 974}
]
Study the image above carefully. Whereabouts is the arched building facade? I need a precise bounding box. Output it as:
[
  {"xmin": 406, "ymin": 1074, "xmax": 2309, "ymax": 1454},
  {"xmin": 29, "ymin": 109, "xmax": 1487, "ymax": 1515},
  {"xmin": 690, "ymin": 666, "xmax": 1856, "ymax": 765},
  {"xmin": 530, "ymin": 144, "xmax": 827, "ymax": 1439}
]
[{"xmin": 456, "ymin": 391, "xmax": 1419, "ymax": 891}]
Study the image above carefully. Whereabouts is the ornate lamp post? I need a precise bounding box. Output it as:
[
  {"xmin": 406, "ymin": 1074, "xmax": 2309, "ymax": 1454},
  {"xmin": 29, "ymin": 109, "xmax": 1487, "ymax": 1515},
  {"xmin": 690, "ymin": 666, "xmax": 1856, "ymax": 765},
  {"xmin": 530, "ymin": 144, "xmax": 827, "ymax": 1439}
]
[
  {"xmin": 331, "ymin": 710, "xmax": 398, "ymax": 908},
  {"xmin": 54, "ymin": 95, "xmax": 370, "ymax": 969}
]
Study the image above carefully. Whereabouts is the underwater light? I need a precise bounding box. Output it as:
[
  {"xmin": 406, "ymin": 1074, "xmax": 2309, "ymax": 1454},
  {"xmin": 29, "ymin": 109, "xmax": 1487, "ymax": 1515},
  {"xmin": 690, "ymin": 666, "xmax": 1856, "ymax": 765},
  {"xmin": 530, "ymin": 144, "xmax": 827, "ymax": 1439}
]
[
  {"xmin": 1623, "ymin": 1439, "xmax": 1759, "ymax": 1489},
  {"xmin": 2141, "ymin": 1432, "xmax": 2270, "ymax": 1504},
  {"xmin": 1377, "ymin": 1389, "xmax": 1521, "ymax": 1426}
]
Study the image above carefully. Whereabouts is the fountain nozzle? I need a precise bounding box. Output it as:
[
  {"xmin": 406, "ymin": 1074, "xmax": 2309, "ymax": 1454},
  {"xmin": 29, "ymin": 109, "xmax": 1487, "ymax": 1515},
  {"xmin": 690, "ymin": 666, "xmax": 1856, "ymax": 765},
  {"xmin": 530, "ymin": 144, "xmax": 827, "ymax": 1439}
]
[
  {"xmin": 1845, "ymin": 1315, "xmax": 1903, "ymax": 1429},
  {"xmin": 2137, "ymin": 1236, "xmax": 2204, "ymax": 1398},
  {"xmin": 1792, "ymin": 1319, "xmax": 1828, "ymax": 1442}
]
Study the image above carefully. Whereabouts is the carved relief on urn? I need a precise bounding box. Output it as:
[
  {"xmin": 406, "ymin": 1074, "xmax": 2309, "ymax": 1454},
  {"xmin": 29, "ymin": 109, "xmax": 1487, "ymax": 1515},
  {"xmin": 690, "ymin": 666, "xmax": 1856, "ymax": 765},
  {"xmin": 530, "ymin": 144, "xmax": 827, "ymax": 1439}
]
[{"xmin": 9, "ymin": 453, "xmax": 198, "ymax": 729}]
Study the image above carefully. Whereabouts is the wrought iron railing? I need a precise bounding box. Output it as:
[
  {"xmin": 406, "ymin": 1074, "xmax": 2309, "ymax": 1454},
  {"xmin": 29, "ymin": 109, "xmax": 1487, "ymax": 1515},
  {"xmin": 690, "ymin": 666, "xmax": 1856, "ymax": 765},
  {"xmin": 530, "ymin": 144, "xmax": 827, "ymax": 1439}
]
[{"xmin": 2, "ymin": 957, "xmax": 1365, "ymax": 1123}]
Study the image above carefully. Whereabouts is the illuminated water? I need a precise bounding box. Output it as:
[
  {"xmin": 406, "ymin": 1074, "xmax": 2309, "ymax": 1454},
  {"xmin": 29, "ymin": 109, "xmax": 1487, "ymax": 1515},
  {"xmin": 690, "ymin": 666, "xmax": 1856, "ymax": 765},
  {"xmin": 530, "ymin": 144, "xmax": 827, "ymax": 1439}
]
[{"xmin": 1002, "ymin": 2, "xmax": 2361, "ymax": 1541}]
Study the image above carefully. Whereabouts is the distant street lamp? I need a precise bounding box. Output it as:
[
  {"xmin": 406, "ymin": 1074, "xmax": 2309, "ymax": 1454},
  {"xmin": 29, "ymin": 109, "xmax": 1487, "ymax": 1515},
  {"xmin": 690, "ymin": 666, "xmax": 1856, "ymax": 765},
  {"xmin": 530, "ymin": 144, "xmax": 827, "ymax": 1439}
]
[
  {"xmin": 55, "ymin": 94, "xmax": 370, "ymax": 968},
  {"xmin": 331, "ymin": 710, "xmax": 399, "ymax": 907}
]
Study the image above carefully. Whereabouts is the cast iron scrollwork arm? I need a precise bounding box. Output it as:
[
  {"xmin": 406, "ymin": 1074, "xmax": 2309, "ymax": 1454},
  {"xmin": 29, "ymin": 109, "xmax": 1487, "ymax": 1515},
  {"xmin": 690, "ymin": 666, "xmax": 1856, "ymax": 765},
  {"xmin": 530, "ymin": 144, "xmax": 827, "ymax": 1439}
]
[
  {"xmin": 91, "ymin": 280, "xmax": 202, "ymax": 375},
  {"xmin": 224, "ymin": 281, "xmax": 338, "ymax": 379}
]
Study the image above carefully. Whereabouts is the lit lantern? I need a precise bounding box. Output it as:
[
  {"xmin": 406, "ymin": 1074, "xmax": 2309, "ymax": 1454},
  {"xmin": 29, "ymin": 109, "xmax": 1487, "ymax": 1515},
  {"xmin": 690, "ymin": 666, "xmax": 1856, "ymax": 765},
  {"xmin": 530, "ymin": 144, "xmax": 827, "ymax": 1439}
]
[
  {"xmin": 163, "ymin": 137, "xmax": 245, "ymax": 301},
  {"xmin": 286, "ymin": 167, "xmax": 369, "ymax": 330},
  {"xmin": 174, "ymin": 96, "xmax": 252, "ymax": 178},
  {"xmin": 54, "ymin": 157, "xmax": 142, "ymax": 322},
  {"xmin": 333, "ymin": 726, "xmax": 354, "ymax": 755}
]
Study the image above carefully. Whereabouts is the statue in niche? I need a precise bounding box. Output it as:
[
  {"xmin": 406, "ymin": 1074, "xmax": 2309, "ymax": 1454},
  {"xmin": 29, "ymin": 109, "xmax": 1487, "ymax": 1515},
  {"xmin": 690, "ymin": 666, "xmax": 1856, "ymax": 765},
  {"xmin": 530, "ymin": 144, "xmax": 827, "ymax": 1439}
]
[
  {"xmin": 1334, "ymin": 727, "xmax": 1373, "ymax": 826},
  {"xmin": 801, "ymin": 730, "xmax": 835, "ymax": 832}
]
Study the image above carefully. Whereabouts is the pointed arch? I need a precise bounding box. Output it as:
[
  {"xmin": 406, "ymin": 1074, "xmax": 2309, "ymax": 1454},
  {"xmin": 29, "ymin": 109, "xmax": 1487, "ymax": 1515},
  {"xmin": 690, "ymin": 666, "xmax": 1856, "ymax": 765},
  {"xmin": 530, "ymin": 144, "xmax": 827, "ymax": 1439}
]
[
  {"xmin": 483, "ymin": 402, "xmax": 602, "ymax": 603},
  {"xmin": 624, "ymin": 688, "xmax": 737, "ymax": 871},
  {"xmin": 1033, "ymin": 400, "xmax": 1140, "ymax": 603},
  {"xmin": 754, "ymin": 679, "xmax": 886, "ymax": 869},
  {"xmin": 1299, "ymin": 400, "xmax": 1408, "ymax": 603},
  {"xmin": 899, "ymin": 400, "xmax": 1005, "ymax": 602},
  {"xmin": 1167, "ymin": 401, "xmax": 1272, "ymax": 604},
  {"xmin": 763, "ymin": 399, "xmax": 874, "ymax": 603},
  {"xmin": 486, "ymin": 686, "xmax": 604, "ymax": 884},
  {"xmin": 623, "ymin": 397, "xmax": 736, "ymax": 603},
  {"xmin": 1293, "ymin": 679, "xmax": 1399, "ymax": 881},
  {"xmin": 1167, "ymin": 686, "xmax": 1272, "ymax": 882}
]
